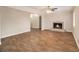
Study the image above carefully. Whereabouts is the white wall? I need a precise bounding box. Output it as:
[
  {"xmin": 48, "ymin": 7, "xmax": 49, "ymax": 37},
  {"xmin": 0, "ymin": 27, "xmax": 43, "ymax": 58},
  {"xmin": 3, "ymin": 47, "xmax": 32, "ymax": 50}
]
[
  {"xmin": 41, "ymin": 10, "xmax": 73, "ymax": 32},
  {"xmin": 0, "ymin": 8, "xmax": 1, "ymax": 38},
  {"xmin": 0, "ymin": 7, "xmax": 2, "ymax": 44},
  {"xmin": 73, "ymin": 7, "xmax": 79, "ymax": 48},
  {"xmin": 1, "ymin": 7, "xmax": 31, "ymax": 38},
  {"xmin": 8, "ymin": 6, "xmax": 73, "ymax": 32}
]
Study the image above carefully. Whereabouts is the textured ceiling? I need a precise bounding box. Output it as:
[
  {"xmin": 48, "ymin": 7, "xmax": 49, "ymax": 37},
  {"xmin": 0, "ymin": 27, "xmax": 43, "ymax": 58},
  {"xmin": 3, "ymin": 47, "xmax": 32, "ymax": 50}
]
[{"xmin": 8, "ymin": 6, "xmax": 74, "ymax": 14}]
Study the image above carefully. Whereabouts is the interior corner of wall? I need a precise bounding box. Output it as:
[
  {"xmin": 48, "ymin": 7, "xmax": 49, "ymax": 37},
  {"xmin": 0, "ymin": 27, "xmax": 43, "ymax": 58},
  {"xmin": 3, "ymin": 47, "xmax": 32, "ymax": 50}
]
[{"xmin": 73, "ymin": 32, "xmax": 79, "ymax": 48}]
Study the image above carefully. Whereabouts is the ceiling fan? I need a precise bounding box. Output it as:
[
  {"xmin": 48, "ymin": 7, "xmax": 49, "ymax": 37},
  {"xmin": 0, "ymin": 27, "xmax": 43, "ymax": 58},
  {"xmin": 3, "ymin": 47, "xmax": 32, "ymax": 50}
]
[
  {"xmin": 48, "ymin": 6, "xmax": 58, "ymax": 11},
  {"xmin": 46, "ymin": 6, "xmax": 58, "ymax": 13}
]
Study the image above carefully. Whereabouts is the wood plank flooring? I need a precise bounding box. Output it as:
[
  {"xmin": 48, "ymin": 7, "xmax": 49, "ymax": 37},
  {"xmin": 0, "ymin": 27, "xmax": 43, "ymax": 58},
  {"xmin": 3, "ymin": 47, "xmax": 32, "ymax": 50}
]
[{"xmin": 0, "ymin": 30, "xmax": 79, "ymax": 52}]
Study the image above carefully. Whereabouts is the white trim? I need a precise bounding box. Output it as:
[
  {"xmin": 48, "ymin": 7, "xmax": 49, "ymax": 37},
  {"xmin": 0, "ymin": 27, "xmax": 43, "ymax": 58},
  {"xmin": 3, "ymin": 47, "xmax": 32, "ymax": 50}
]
[
  {"xmin": 73, "ymin": 32, "xmax": 79, "ymax": 48},
  {"xmin": 1, "ymin": 30, "xmax": 30, "ymax": 39}
]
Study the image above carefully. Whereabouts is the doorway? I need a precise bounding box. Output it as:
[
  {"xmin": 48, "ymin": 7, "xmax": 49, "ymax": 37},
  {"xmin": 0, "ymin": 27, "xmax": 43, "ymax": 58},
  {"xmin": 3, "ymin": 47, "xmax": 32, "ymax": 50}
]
[{"xmin": 30, "ymin": 14, "xmax": 42, "ymax": 31}]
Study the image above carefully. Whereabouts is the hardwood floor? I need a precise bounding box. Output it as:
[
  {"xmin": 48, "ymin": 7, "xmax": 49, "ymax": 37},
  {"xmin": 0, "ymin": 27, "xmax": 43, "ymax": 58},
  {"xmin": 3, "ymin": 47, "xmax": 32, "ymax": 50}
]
[{"xmin": 0, "ymin": 30, "xmax": 79, "ymax": 52}]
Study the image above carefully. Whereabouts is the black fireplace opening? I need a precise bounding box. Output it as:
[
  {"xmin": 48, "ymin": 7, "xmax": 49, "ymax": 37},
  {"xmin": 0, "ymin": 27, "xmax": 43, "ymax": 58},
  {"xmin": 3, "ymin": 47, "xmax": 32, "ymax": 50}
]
[{"xmin": 53, "ymin": 23, "xmax": 63, "ymax": 29}]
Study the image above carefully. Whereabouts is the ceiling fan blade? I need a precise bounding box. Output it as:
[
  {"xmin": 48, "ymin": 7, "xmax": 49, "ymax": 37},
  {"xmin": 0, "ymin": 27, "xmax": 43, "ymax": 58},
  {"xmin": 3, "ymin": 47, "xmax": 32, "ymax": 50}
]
[
  {"xmin": 51, "ymin": 8, "xmax": 58, "ymax": 11},
  {"xmin": 54, "ymin": 8, "xmax": 58, "ymax": 10},
  {"xmin": 47, "ymin": 6, "xmax": 58, "ymax": 11}
]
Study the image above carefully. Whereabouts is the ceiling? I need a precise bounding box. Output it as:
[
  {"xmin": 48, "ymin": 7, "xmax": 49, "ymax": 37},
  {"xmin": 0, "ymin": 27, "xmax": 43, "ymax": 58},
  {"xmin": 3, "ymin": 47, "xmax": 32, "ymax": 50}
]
[{"xmin": 8, "ymin": 6, "xmax": 74, "ymax": 14}]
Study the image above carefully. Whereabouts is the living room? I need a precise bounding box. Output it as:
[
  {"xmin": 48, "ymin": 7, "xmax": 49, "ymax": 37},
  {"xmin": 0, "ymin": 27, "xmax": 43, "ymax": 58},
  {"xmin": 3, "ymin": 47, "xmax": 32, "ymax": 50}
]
[{"xmin": 0, "ymin": 6, "xmax": 79, "ymax": 51}]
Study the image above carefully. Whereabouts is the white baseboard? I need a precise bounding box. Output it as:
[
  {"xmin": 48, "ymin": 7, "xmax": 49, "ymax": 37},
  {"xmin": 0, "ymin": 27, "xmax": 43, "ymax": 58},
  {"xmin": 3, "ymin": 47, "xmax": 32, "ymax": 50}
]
[
  {"xmin": 73, "ymin": 33, "xmax": 79, "ymax": 48},
  {"xmin": 1, "ymin": 30, "xmax": 30, "ymax": 39}
]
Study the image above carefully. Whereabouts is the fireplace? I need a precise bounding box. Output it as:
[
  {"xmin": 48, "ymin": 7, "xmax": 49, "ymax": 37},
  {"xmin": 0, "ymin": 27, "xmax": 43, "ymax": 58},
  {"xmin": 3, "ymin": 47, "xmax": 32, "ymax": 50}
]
[{"xmin": 53, "ymin": 22, "xmax": 63, "ymax": 29}]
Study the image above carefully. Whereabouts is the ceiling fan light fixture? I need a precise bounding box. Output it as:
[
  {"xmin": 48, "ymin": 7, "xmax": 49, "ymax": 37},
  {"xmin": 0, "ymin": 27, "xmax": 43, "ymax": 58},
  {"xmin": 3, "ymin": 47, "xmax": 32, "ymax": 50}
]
[{"xmin": 46, "ymin": 10, "xmax": 53, "ymax": 13}]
